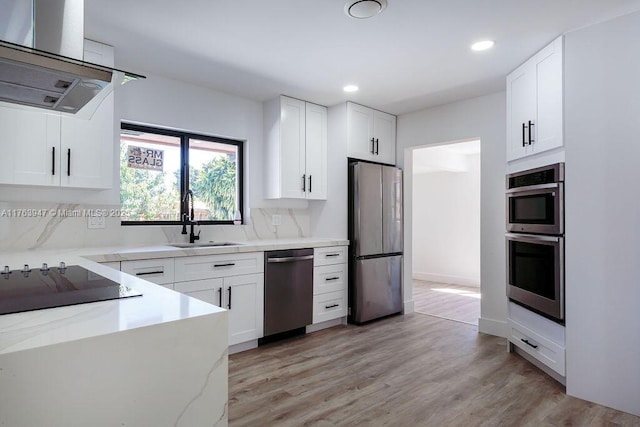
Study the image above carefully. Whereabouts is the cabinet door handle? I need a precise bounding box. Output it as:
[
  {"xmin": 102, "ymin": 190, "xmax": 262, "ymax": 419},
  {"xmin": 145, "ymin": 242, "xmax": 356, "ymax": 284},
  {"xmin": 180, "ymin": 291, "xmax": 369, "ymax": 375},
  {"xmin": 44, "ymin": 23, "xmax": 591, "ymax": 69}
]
[
  {"xmin": 325, "ymin": 304, "xmax": 339, "ymax": 309},
  {"xmin": 66, "ymin": 148, "xmax": 71, "ymax": 176},
  {"xmin": 302, "ymin": 174, "xmax": 306, "ymax": 192},
  {"xmin": 218, "ymin": 287, "xmax": 223, "ymax": 307},
  {"xmin": 135, "ymin": 270, "xmax": 163, "ymax": 276},
  {"xmin": 325, "ymin": 277, "xmax": 340, "ymax": 281},
  {"xmin": 51, "ymin": 147, "xmax": 55, "ymax": 175},
  {"xmin": 370, "ymin": 137, "xmax": 375, "ymax": 154},
  {"xmin": 308, "ymin": 175, "xmax": 312, "ymax": 193},
  {"xmin": 522, "ymin": 123, "xmax": 527, "ymax": 147},
  {"xmin": 213, "ymin": 263, "xmax": 235, "ymax": 268},
  {"xmin": 227, "ymin": 286, "xmax": 232, "ymax": 309},
  {"xmin": 528, "ymin": 120, "xmax": 535, "ymax": 145},
  {"xmin": 521, "ymin": 338, "xmax": 538, "ymax": 349},
  {"xmin": 375, "ymin": 138, "xmax": 379, "ymax": 155}
]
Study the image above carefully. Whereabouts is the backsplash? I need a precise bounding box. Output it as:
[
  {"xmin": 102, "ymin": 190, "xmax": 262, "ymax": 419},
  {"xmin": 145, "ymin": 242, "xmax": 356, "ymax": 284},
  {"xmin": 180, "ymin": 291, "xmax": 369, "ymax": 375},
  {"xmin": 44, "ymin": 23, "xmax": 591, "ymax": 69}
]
[{"xmin": 0, "ymin": 202, "xmax": 309, "ymax": 251}]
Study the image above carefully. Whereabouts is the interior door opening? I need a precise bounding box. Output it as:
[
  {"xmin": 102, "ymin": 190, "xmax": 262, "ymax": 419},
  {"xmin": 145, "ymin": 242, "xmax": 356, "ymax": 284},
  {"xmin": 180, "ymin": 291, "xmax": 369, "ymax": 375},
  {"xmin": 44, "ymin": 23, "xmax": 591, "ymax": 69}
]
[{"xmin": 411, "ymin": 139, "xmax": 481, "ymax": 325}]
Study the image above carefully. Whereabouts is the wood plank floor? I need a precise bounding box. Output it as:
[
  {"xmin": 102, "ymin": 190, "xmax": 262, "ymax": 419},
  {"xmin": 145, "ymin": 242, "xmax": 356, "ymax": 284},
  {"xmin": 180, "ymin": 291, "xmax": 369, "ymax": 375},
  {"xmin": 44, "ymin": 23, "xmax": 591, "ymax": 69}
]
[
  {"xmin": 413, "ymin": 280, "xmax": 480, "ymax": 325},
  {"xmin": 229, "ymin": 314, "xmax": 640, "ymax": 426}
]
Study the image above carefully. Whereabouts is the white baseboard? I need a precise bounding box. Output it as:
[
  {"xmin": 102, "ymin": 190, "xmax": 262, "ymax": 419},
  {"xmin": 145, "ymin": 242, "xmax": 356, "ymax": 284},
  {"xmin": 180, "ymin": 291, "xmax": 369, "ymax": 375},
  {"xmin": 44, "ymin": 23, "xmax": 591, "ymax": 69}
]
[
  {"xmin": 479, "ymin": 317, "xmax": 508, "ymax": 338},
  {"xmin": 403, "ymin": 299, "xmax": 415, "ymax": 314},
  {"xmin": 229, "ymin": 339, "xmax": 258, "ymax": 354},
  {"xmin": 413, "ymin": 272, "xmax": 480, "ymax": 287}
]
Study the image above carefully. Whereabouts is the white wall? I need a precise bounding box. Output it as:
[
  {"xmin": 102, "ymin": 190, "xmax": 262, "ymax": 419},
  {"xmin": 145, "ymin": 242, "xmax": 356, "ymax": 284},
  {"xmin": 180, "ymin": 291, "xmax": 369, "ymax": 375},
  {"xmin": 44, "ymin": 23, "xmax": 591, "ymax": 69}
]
[
  {"xmin": 564, "ymin": 11, "xmax": 640, "ymax": 416},
  {"xmin": 397, "ymin": 92, "xmax": 507, "ymax": 337},
  {"xmin": 412, "ymin": 151, "xmax": 480, "ymax": 287}
]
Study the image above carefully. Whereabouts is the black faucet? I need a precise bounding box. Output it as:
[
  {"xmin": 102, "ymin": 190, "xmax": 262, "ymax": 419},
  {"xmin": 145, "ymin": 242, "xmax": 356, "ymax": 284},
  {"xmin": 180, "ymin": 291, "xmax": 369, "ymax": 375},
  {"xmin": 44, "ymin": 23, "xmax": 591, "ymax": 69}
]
[{"xmin": 181, "ymin": 190, "xmax": 200, "ymax": 244}]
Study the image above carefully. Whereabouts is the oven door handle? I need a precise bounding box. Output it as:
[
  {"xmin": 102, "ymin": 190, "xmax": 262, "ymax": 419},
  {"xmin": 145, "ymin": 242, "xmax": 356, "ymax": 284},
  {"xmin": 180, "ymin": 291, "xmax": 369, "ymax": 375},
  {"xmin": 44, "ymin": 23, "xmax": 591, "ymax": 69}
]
[
  {"xmin": 506, "ymin": 233, "xmax": 560, "ymax": 244},
  {"xmin": 506, "ymin": 182, "xmax": 559, "ymax": 194}
]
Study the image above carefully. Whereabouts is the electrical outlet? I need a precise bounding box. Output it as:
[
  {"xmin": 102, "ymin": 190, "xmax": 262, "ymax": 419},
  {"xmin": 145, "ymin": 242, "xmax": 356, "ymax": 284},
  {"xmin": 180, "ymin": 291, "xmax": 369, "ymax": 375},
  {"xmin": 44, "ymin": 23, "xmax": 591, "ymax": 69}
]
[
  {"xmin": 88, "ymin": 216, "xmax": 106, "ymax": 229},
  {"xmin": 272, "ymin": 214, "xmax": 282, "ymax": 226}
]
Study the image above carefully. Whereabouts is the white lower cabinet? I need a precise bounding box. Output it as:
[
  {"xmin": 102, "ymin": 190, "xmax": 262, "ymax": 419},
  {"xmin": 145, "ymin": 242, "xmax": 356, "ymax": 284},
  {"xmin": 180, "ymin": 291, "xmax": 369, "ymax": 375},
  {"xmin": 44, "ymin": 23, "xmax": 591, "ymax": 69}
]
[
  {"xmin": 121, "ymin": 258, "xmax": 175, "ymax": 286},
  {"xmin": 508, "ymin": 302, "xmax": 566, "ymax": 377},
  {"xmin": 312, "ymin": 246, "xmax": 348, "ymax": 324},
  {"xmin": 224, "ymin": 273, "xmax": 264, "ymax": 345},
  {"xmin": 174, "ymin": 278, "xmax": 223, "ymax": 306},
  {"xmin": 174, "ymin": 252, "xmax": 264, "ymax": 346}
]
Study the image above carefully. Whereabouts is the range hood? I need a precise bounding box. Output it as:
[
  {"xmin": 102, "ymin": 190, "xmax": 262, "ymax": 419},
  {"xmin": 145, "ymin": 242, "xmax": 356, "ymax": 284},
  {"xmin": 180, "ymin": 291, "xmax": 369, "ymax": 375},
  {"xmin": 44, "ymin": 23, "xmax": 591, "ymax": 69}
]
[
  {"xmin": 0, "ymin": 0, "xmax": 144, "ymax": 118},
  {"xmin": 0, "ymin": 40, "xmax": 144, "ymax": 115}
]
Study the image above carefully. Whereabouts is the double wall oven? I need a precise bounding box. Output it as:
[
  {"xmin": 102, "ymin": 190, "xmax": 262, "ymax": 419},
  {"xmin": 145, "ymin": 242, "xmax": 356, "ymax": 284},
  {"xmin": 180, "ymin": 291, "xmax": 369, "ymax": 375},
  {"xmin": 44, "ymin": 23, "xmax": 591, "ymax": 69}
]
[{"xmin": 506, "ymin": 163, "xmax": 565, "ymax": 323}]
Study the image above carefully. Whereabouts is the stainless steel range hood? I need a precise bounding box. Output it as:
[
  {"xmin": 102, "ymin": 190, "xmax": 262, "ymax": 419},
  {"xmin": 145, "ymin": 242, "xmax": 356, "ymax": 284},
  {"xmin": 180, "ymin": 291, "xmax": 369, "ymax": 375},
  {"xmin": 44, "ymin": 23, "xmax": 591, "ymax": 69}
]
[
  {"xmin": 0, "ymin": 0, "xmax": 145, "ymax": 117},
  {"xmin": 0, "ymin": 40, "xmax": 144, "ymax": 115}
]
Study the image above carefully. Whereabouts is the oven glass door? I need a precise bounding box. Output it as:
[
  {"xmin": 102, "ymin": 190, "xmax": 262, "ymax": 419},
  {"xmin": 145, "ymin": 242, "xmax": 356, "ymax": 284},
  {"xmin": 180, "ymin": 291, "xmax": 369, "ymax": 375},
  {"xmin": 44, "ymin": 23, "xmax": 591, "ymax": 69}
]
[
  {"xmin": 506, "ymin": 233, "xmax": 564, "ymax": 321},
  {"xmin": 507, "ymin": 183, "xmax": 563, "ymax": 234}
]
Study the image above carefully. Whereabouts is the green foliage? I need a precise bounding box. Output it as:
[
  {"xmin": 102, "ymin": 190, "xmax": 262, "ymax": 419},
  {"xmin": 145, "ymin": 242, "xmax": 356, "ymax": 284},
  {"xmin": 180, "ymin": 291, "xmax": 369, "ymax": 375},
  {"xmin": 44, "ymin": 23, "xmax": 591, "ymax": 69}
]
[{"xmin": 191, "ymin": 156, "xmax": 237, "ymax": 220}]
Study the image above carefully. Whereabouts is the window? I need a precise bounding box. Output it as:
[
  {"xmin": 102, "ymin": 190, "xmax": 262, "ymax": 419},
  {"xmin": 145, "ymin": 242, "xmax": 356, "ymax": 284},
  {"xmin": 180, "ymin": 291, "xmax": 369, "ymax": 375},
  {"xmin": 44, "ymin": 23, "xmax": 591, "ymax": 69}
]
[{"xmin": 119, "ymin": 123, "xmax": 243, "ymax": 225}]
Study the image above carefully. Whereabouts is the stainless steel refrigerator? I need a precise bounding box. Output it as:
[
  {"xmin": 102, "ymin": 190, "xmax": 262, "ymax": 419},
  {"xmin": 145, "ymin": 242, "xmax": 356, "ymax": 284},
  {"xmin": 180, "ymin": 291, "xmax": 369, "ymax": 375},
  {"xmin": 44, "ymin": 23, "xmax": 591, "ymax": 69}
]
[{"xmin": 348, "ymin": 161, "xmax": 403, "ymax": 324}]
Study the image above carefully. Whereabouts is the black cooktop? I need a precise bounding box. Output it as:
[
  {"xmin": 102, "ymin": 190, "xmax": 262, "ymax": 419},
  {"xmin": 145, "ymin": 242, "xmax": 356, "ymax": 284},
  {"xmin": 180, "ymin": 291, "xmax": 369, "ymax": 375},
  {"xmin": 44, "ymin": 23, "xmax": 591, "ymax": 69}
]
[{"xmin": 0, "ymin": 264, "xmax": 142, "ymax": 315}]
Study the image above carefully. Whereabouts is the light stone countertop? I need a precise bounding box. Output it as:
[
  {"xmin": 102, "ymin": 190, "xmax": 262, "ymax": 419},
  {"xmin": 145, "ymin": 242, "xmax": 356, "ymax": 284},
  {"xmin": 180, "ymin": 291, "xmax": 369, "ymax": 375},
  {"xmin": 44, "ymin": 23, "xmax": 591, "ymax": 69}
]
[
  {"xmin": 0, "ymin": 237, "xmax": 348, "ymax": 356},
  {"xmin": 84, "ymin": 237, "xmax": 349, "ymax": 263},
  {"xmin": 0, "ymin": 258, "xmax": 225, "ymax": 356}
]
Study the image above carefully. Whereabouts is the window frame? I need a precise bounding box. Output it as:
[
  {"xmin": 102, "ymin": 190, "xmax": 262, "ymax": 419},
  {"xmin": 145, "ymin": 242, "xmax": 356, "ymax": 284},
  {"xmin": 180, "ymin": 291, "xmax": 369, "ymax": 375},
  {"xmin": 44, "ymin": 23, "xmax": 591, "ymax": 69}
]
[{"xmin": 120, "ymin": 122, "xmax": 244, "ymax": 226}]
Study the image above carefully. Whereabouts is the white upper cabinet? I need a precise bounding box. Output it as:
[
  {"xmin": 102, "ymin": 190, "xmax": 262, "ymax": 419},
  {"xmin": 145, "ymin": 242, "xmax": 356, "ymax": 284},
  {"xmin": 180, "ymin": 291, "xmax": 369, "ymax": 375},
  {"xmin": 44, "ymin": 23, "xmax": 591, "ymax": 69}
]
[
  {"xmin": 346, "ymin": 102, "xmax": 396, "ymax": 165},
  {"xmin": 304, "ymin": 102, "xmax": 328, "ymax": 200},
  {"xmin": 0, "ymin": 105, "xmax": 60, "ymax": 186},
  {"xmin": 0, "ymin": 40, "xmax": 114, "ymax": 188},
  {"xmin": 264, "ymin": 95, "xmax": 328, "ymax": 200},
  {"xmin": 507, "ymin": 36, "xmax": 563, "ymax": 161},
  {"xmin": 60, "ymin": 40, "xmax": 115, "ymax": 189}
]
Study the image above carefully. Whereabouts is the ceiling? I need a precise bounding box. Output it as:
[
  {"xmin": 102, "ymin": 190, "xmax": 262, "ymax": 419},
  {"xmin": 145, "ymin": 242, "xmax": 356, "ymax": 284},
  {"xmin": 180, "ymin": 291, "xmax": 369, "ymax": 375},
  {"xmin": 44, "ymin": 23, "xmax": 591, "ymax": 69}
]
[{"xmin": 85, "ymin": 0, "xmax": 640, "ymax": 115}]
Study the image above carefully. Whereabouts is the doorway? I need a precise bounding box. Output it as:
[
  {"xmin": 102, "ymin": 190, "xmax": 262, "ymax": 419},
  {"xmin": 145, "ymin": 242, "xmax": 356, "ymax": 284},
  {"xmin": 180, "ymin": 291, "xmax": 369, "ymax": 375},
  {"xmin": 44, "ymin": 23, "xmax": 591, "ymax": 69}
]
[{"xmin": 411, "ymin": 139, "xmax": 481, "ymax": 325}]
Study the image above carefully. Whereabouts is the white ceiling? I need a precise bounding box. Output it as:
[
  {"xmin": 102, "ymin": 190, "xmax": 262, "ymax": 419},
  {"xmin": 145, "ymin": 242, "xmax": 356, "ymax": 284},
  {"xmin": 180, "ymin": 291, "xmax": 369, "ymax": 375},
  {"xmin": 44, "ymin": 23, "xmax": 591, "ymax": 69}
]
[{"xmin": 85, "ymin": 0, "xmax": 640, "ymax": 115}]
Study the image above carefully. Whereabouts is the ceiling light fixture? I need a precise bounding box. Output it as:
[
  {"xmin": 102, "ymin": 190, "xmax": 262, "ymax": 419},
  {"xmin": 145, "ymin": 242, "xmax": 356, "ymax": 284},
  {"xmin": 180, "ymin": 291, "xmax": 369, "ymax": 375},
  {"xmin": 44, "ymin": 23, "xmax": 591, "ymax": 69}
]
[
  {"xmin": 344, "ymin": 0, "xmax": 388, "ymax": 19},
  {"xmin": 471, "ymin": 40, "xmax": 495, "ymax": 52},
  {"xmin": 343, "ymin": 85, "xmax": 359, "ymax": 92}
]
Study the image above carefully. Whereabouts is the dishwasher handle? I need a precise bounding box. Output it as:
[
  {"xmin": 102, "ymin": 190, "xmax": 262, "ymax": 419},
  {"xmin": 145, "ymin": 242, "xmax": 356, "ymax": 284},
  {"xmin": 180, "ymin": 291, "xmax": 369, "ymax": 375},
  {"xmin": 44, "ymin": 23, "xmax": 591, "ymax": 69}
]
[{"xmin": 267, "ymin": 255, "xmax": 314, "ymax": 263}]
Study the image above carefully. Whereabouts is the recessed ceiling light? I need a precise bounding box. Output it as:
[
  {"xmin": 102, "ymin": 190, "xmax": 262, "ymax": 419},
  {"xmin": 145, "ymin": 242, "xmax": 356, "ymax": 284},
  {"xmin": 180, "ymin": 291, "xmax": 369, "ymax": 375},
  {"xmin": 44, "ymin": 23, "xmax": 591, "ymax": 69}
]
[
  {"xmin": 343, "ymin": 85, "xmax": 359, "ymax": 93},
  {"xmin": 471, "ymin": 40, "xmax": 495, "ymax": 52},
  {"xmin": 344, "ymin": 0, "xmax": 387, "ymax": 19}
]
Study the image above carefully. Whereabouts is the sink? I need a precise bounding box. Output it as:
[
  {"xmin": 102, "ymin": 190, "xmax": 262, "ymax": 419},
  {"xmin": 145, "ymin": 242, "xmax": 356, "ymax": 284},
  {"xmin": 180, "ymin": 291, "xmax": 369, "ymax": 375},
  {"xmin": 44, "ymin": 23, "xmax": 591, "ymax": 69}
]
[{"xmin": 169, "ymin": 242, "xmax": 243, "ymax": 248}]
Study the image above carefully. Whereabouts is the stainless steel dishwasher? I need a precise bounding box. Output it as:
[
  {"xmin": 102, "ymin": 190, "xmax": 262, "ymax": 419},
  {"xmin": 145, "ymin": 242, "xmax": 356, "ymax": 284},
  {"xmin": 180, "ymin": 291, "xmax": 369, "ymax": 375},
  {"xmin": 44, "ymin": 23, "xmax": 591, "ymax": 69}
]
[{"xmin": 262, "ymin": 248, "xmax": 314, "ymax": 339}]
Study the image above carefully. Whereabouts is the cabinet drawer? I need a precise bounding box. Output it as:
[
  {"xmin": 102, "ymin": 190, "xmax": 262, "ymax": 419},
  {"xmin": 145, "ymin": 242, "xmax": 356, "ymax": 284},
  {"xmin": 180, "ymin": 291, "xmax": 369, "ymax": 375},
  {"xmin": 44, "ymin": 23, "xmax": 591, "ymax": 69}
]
[
  {"xmin": 314, "ymin": 246, "xmax": 347, "ymax": 266},
  {"xmin": 174, "ymin": 252, "xmax": 264, "ymax": 282},
  {"xmin": 509, "ymin": 318, "xmax": 565, "ymax": 376},
  {"xmin": 121, "ymin": 258, "xmax": 175, "ymax": 285},
  {"xmin": 313, "ymin": 290, "xmax": 347, "ymax": 324},
  {"xmin": 313, "ymin": 263, "xmax": 347, "ymax": 295}
]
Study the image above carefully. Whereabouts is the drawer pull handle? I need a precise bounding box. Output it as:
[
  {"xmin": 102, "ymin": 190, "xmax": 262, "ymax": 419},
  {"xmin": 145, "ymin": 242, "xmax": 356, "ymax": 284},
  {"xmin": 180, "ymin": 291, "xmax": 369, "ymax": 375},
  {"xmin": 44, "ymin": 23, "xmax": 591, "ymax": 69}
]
[
  {"xmin": 214, "ymin": 263, "xmax": 236, "ymax": 268},
  {"xmin": 521, "ymin": 338, "xmax": 538, "ymax": 349},
  {"xmin": 325, "ymin": 304, "xmax": 339, "ymax": 309},
  {"xmin": 136, "ymin": 270, "xmax": 163, "ymax": 276},
  {"xmin": 325, "ymin": 277, "xmax": 340, "ymax": 281},
  {"xmin": 326, "ymin": 253, "xmax": 340, "ymax": 257}
]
